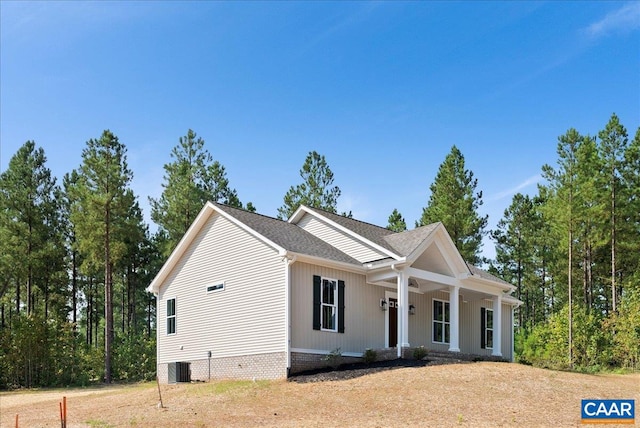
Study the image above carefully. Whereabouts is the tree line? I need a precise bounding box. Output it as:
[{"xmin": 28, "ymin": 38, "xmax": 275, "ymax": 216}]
[
  {"xmin": 1, "ymin": 114, "xmax": 637, "ymax": 388},
  {"xmin": 490, "ymin": 114, "xmax": 639, "ymax": 370}
]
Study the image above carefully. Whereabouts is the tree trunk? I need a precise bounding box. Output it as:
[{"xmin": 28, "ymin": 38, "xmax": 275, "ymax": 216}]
[
  {"xmin": 568, "ymin": 226, "xmax": 573, "ymax": 369},
  {"xmin": 104, "ymin": 209, "xmax": 113, "ymax": 384},
  {"xmin": 72, "ymin": 251, "xmax": 78, "ymax": 328},
  {"xmin": 611, "ymin": 181, "xmax": 616, "ymax": 313}
]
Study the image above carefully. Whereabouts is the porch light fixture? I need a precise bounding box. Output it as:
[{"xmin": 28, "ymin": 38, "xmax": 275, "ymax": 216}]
[
  {"xmin": 380, "ymin": 299, "xmax": 388, "ymax": 311},
  {"xmin": 409, "ymin": 304, "xmax": 416, "ymax": 315}
]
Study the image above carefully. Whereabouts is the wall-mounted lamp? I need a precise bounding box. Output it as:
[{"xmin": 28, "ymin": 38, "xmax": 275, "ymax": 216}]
[
  {"xmin": 409, "ymin": 304, "xmax": 416, "ymax": 315},
  {"xmin": 380, "ymin": 299, "xmax": 388, "ymax": 311}
]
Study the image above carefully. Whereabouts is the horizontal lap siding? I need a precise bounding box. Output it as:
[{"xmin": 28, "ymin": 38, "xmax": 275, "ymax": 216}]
[
  {"xmin": 297, "ymin": 214, "xmax": 387, "ymax": 263},
  {"xmin": 157, "ymin": 212, "xmax": 285, "ymax": 365},
  {"xmin": 290, "ymin": 262, "xmax": 385, "ymax": 353}
]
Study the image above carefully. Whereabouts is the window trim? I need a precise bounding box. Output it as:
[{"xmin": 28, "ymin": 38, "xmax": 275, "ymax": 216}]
[
  {"xmin": 206, "ymin": 282, "xmax": 225, "ymax": 294},
  {"xmin": 483, "ymin": 308, "xmax": 494, "ymax": 350},
  {"xmin": 432, "ymin": 298, "xmax": 450, "ymax": 345},
  {"xmin": 166, "ymin": 297, "xmax": 176, "ymax": 336},
  {"xmin": 320, "ymin": 277, "xmax": 338, "ymax": 332}
]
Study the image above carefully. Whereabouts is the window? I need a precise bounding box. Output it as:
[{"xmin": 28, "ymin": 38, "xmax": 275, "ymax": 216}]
[
  {"xmin": 166, "ymin": 298, "xmax": 176, "ymax": 335},
  {"xmin": 206, "ymin": 283, "xmax": 225, "ymax": 293},
  {"xmin": 481, "ymin": 308, "xmax": 493, "ymax": 349},
  {"xmin": 432, "ymin": 299, "xmax": 450, "ymax": 344},
  {"xmin": 312, "ymin": 275, "xmax": 345, "ymax": 333},
  {"xmin": 321, "ymin": 278, "xmax": 337, "ymax": 331}
]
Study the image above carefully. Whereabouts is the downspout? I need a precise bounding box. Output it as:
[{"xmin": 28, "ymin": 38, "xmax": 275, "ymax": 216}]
[{"xmin": 283, "ymin": 254, "xmax": 297, "ymax": 376}]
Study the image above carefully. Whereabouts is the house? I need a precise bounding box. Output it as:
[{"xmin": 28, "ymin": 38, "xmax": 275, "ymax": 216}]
[{"xmin": 148, "ymin": 202, "xmax": 521, "ymax": 383}]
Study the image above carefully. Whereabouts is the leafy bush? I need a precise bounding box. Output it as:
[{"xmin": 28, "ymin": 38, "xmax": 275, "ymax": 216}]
[
  {"xmin": 322, "ymin": 347, "xmax": 342, "ymax": 368},
  {"xmin": 362, "ymin": 348, "xmax": 377, "ymax": 364},
  {"xmin": 413, "ymin": 346, "xmax": 428, "ymax": 360}
]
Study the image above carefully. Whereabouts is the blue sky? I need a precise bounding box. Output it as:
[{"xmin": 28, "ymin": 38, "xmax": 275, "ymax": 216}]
[{"xmin": 1, "ymin": 1, "xmax": 639, "ymax": 261}]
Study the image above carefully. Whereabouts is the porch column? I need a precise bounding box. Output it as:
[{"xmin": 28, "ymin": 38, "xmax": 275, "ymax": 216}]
[
  {"xmin": 492, "ymin": 295, "xmax": 502, "ymax": 357},
  {"xmin": 397, "ymin": 269, "xmax": 410, "ymax": 357},
  {"xmin": 448, "ymin": 285, "xmax": 460, "ymax": 352}
]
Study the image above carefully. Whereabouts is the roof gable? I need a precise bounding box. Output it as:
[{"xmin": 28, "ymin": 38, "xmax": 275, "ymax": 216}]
[
  {"xmin": 289, "ymin": 206, "xmax": 401, "ymax": 260},
  {"xmin": 148, "ymin": 203, "xmax": 361, "ymax": 294}
]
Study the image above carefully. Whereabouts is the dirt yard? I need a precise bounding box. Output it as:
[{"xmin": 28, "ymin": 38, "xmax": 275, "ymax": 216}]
[{"xmin": 1, "ymin": 362, "xmax": 638, "ymax": 427}]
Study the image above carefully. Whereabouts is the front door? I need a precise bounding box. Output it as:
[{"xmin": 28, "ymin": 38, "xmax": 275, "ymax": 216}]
[{"xmin": 389, "ymin": 298, "xmax": 398, "ymax": 347}]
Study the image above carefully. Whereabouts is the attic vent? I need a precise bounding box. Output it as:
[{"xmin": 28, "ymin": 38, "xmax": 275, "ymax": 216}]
[{"xmin": 207, "ymin": 283, "xmax": 225, "ymax": 293}]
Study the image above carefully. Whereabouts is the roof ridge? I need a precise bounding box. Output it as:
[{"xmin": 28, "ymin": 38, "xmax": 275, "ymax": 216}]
[
  {"xmin": 305, "ymin": 205, "xmax": 393, "ymax": 233},
  {"xmin": 212, "ymin": 201, "xmax": 286, "ymax": 223}
]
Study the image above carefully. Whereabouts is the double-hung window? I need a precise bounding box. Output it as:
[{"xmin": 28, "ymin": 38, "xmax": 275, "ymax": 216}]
[
  {"xmin": 166, "ymin": 298, "xmax": 176, "ymax": 335},
  {"xmin": 312, "ymin": 275, "xmax": 345, "ymax": 333},
  {"xmin": 432, "ymin": 299, "xmax": 450, "ymax": 344},
  {"xmin": 321, "ymin": 278, "xmax": 338, "ymax": 331},
  {"xmin": 481, "ymin": 308, "xmax": 493, "ymax": 349}
]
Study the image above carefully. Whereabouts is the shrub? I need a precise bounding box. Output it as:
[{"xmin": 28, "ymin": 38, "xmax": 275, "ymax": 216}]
[
  {"xmin": 413, "ymin": 346, "xmax": 428, "ymax": 360},
  {"xmin": 362, "ymin": 348, "xmax": 377, "ymax": 364},
  {"xmin": 322, "ymin": 347, "xmax": 342, "ymax": 368}
]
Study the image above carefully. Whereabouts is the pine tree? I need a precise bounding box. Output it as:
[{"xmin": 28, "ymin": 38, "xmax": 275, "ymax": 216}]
[
  {"xmin": 541, "ymin": 128, "xmax": 584, "ymax": 368},
  {"xmin": 0, "ymin": 141, "xmax": 58, "ymax": 317},
  {"xmin": 277, "ymin": 151, "xmax": 341, "ymax": 219},
  {"xmin": 71, "ymin": 130, "xmax": 133, "ymax": 383},
  {"xmin": 597, "ymin": 114, "xmax": 629, "ymax": 313},
  {"xmin": 491, "ymin": 193, "xmax": 535, "ymax": 327},
  {"xmin": 417, "ymin": 145, "xmax": 488, "ymax": 264},
  {"xmin": 149, "ymin": 129, "xmax": 246, "ymax": 256},
  {"xmin": 387, "ymin": 209, "xmax": 407, "ymax": 232}
]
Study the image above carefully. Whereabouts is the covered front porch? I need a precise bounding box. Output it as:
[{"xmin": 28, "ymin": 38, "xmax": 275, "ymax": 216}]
[{"xmin": 366, "ymin": 261, "xmax": 517, "ymax": 360}]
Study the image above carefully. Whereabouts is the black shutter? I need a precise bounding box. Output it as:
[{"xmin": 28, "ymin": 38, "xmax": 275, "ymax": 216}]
[
  {"xmin": 313, "ymin": 275, "xmax": 321, "ymax": 330},
  {"xmin": 338, "ymin": 280, "xmax": 345, "ymax": 333},
  {"xmin": 480, "ymin": 307, "xmax": 486, "ymax": 349}
]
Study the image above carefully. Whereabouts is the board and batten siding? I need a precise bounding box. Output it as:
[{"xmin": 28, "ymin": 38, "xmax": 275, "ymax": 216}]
[
  {"xmin": 396, "ymin": 289, "xmax": 514, "ymax": 361},
  {"xmin": 296, "ymin": 214, "xmax": 388, "ymax": 263},
  {"xmin": 157, "ymin": 212, "xmax": 286, "ymax": 365},
  {"xmin": 290, "ymin": 262, "xmax": 386, "ymax": 354}
]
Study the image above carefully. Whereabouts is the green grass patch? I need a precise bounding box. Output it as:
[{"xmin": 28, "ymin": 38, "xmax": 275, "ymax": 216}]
[
  {"xmin": 86, "ymin": 419, "xmax": 114, "ymax": 428},
  {"xmin": 187, "ymin": 379, "xmax": 271, "ymax": 397}
]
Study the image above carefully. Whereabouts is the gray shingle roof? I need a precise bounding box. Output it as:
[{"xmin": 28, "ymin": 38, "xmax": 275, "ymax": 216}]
[
  {"xmin": 467, "ymin": 264, "xmax": 513, "ymax": 287},
  {"xmin": 216, "ymin": 203, "xmax": 509, "ymax": 286},
  {"xmin": 303, "ymin": 207, "xmax": 400, "ymax": 255},
  {"xmin": 213, "ymin": 203, "xmax": 361, "ymax": 266},
  {"xmin": 383, "ymin": 223, "xmax": 440, "ymax": 256}
]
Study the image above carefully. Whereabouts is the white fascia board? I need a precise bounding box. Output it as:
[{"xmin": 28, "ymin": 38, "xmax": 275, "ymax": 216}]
[
  {"xmin": 213, "ymin": 204, "xmax": 286, "ymax": 255},
  {"xmin": 287, "ymin": 205, "xmax": 308, "ymax": 224},
  {"xmin": 147, "ymin": 202, "xmax": 286, "ymax": 295},
  {"xmin": 290, "ymin": 252, "xmax": 366, "ymax": 275},
  {"xmin": 404, "ymin": 223, "xmax": 469, "ymax": 276},
  {"xmin": 461, "ymin": 276, "xmax": 515, "ymax": 297},
  {"xmin": 434, "ymin": 225, "xmax": 472, "ymax": 274},
  {"xmin": 467, "ymin": 274, "xmax": 517, "ymax": 293},
  {"xmin": 290, "ymin": 205, "xmax": 401, "ymax": 260},
  {"xmin": 502, "ymin": 294, "xmax": 523, "ymax": 307},
  {"xmin": 147, "ymin": 202, "xmax": 216, "ymax": 295}
]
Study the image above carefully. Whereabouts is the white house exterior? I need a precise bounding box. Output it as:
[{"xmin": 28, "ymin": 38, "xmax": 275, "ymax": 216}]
[{"xmin": 148, "ymin": 202, "xmax": 521, "ymax": 383}]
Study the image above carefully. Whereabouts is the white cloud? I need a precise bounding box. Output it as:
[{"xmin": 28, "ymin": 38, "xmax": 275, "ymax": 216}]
[
  {"xmin": 489, "ymin": 174, "xmax": 541, "ymax": 201},
  {"xmin": 585, "ymin": 2, "xmax": 640, "ymax": 39}
]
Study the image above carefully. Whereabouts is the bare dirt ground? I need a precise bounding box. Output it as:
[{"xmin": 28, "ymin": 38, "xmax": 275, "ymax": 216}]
[{"xmin": 1, "ymin": 362, "xmax": 638, "ymax": 427}]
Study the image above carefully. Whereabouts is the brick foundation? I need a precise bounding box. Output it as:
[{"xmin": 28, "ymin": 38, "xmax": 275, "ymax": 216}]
[
  {"xmin": 290, "ymin": 348, "xmax": 400, "ymax": 374},
  {"xmin": 157, "ymin": 351, "xmax": 287, "ymax": 383}
]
